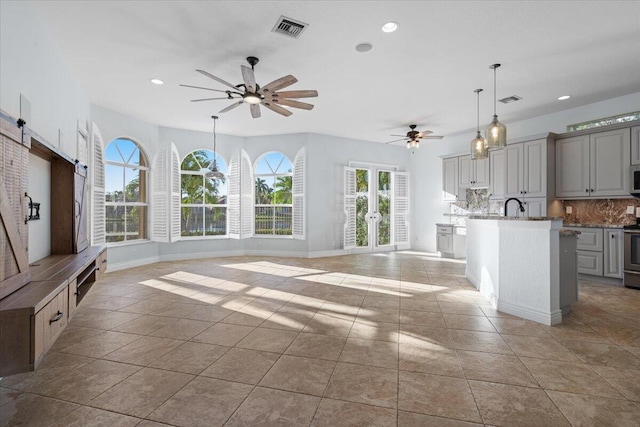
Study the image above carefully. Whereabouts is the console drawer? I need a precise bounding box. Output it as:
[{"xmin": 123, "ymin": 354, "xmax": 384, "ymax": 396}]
[{"xmin": 34, "ymin": 288, "xmax": 68, "ymax": 363}]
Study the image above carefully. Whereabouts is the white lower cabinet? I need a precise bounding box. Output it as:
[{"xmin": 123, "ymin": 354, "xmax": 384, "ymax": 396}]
[
  {"xmin": 562, "ymin": 227, "xmax": 622, "ymax": 279},
  {"xmin": 436, "ymin": 225, "xmax": 465, "ymax": 259},
  {"xmin": 604, "ymin": 229, "xmax": 623, "ymax": 278}
]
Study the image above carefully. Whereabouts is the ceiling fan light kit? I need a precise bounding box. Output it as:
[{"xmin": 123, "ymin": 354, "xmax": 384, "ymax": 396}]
[
  {"xmin": 386, "ymin": 124, "xmax": 443, "ymax": 149},
  {"xmin": 182, "ymin": 56, "xmax": 318, "ymax": 119},
  {"xmin": 486, "ymin": 63, "xmax": 507, "ymax": 149},
  {"xmin": 471, "ymin": 89, "xmax": 488, "ymax": 160}
]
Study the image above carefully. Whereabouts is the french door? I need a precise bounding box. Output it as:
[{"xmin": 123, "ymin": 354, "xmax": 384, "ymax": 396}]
[{"xmin": 344, "ymin": 165, "xmax": 409, "ymax": 251}]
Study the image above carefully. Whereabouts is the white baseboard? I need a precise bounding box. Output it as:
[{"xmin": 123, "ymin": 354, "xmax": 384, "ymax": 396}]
[
  {"xmin": 497, "ymin": 299, "xmax": 562, "ymax": 326},
  {"xmin": 108, "ymin": 249, "xmax": 350, "ymax": 272}
]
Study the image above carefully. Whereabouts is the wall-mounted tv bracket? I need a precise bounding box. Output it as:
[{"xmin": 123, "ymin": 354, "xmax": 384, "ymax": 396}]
[{"xmin": 25, "ymin": 193, "xmax": 40, "ymax": 223}]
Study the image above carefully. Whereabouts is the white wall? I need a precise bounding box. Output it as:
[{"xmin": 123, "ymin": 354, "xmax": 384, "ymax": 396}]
[
  {"xmin": 27, "ymin": 154, "xmax": 51, "ymax": 262},
  {"xmin": 0, "ymin": 1, "xmax": 90, "ymax": 158},
  {"xmin": 91, "ymin": 106, "xmax": 412, "ymax": 269},
  {"xmin": 411, "ymin": 91, "xmax": 640, "ymax": 252}
]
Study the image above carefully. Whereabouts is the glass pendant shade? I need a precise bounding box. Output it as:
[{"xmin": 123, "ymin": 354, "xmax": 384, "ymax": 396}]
[
  {"xmin": 471, "ymin": 131, "xmax": 488, "ymax": 160},
  {"xmin": 486, "ymin": 115, "xmax": 507, "ymax": 149},
  {"xmin": 486, "ymin": 63, "xmax": 507, "ymax": 149},
  {"xmin": 470, "ymin": 88, "xmax": 488, "ymax": 159}
]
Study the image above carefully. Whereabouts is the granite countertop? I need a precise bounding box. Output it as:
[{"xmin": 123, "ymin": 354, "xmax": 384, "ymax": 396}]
[
  {"xmin": 559, "ymin": 229, "xmax": 581, "ymax": 236},
  {"xmin": 468, "ymin": 216, "xmax": 563, "ymax": 221},
  {"xmin": 562, "ymin": 223, "xmax": 625, "ymax": 229}
]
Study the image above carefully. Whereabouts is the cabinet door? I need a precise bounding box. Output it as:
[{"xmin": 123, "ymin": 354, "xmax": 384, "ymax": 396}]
[
  {"xmin": 590, "ymin": 128, "xmax": 630, "ymax": 197},
  {"xmin": 505, "ymin": 143, "xmax": 524, "ymax": 198},
  {"xmin": 576, "ymin": 250, "xmax": 604, "ymax": 276},
  {"xmin": 489, "ymin": 149, "xmax": 506, "ymax": 199},
  {"xmin": 437, "ymin": 233, "xmax": 453, "ymax": 253},
  {"xmin": 631, "ymin": 126, "xmax": 640, "ymax": 166},
  {"xmin": 523, "ymin": 198, "xmax": 546, "ymax": 217},
  {"xmin": 556, "ymin": 135, "xmax": 590, "ymax": 198},
  {"xmin": 442, "ymin": 157, "xmax": 459, "ymax": 201},
  {"xmin": 474, "ymin": 157, "xmax": 490, "ymax": 187},
  {"xmin": 74, "ymin": 170, "xmax": 89, "ymax": 253},
  {"xmin": 523, "ymin": 139, "xmax": 547, "ymax": 198},
  {"xmin": 604, "ymin": 229, "xmax": 623, "ymax": 278},
  {"xmin": 458, "ymin": 155, "xmax": 473, "ymax": 188}
]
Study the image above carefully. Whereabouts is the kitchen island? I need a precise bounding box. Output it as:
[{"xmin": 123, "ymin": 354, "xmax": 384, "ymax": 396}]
[{"xmin": 465, "ymin": 217, "xmax": 578, "ymax": 325}]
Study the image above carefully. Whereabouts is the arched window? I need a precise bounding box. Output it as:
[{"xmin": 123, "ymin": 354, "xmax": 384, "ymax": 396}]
[
  {"xmin": 254, "ymin": 152, "xmax": 292, "ymax": 236},
  {"xmin": 104, "ymin": 138, "xmax": 149, "ymax": 243},
  {"xmin": 180, "ymin": 150, "xmax": 228, "ymax": 237}
]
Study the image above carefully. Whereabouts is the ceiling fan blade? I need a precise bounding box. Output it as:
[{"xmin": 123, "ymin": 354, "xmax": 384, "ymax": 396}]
[
  {"xmin": 273, "ymin": 99, "xmax": 314, "ymax": 110},
  {"xmin": 250, "ymin": 104, "xmax": 261, "ymax": 118},
  {"xmin": 272, "ymin": 90, "xmax": 318, "ymax": 99},
  {"xmin": 262, "ymin": 101, "xmax": 293, "ymax": 117},
  {"xmin": 390, "ymin": 134, "xmax": 409, "ymax": 137},
  {"xmin": 417, "ymin": 130, "xmax": 434, "ymax": 137},
  {"xmin": 180, "ymin": 84, "xmax": 234, "ymax": 94},
  {"xmin": 385, "ymin": 138, "xmax": 408, "ymax": 144},
  {"xmin": 196, "ymin": 69, "xmax": 239, "ymax": 91},
  {"xmin": 241, "ymin": 65, "xmax": 257, "ymax": 93},
  {"xmin": 421, "ymin": 135, "xmax": 444, "ymax": 140},
  {"xmin": 260, "ymin": 75, "xmax": 298, "ymax": 94},
  {"xmin": 219, "ymin": 100, "xmax": 244, "ymax": 113},
  {"xmin": 190, "ymin": 97, "xmax": 235, "ymax": 102}
]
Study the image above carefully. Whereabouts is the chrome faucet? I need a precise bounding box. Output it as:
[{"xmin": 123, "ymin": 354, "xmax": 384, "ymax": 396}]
[{"xmin": 504, "ymin": 197, "xmax": 526, "ymax": 217}]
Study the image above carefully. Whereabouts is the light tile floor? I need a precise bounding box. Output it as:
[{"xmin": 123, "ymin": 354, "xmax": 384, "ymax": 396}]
[{"xmin": 2, "ymin": 252, "xmax": 640, "ymax": 426}]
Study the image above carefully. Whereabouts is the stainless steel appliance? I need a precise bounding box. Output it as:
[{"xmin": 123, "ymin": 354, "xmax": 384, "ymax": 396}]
[
  {"xmin": 623, "ymin": 225, "xmax": 640, "ymax": 288},
  {"xmin": 631, "ymin": 166, "xmax": 640, "ymax": 196}
]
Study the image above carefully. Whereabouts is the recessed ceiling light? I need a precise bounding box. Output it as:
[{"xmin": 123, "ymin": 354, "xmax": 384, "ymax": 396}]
[
  {"xmin": 355, "ymin": 43, "xmax": 373, "ymax": 53},
  {"xmin": 150, "ymin": 78, "xmax": 164, "ymax": 85},
  {"xmin": 558, "ymin": 95, "xmax": 571, "ymax": 101},
  {"xmin": 381, "ymin": 21, "xmax": 398, "ymax": 33}
]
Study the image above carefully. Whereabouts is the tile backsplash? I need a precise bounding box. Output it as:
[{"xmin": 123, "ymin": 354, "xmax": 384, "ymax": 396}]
[
  {"xmin": 562, "ymin": 199, "xmax": 638, "ymax": 225},
  {"xmin": 450, "ymin": 189, "xmax": 502, "ymax": 225}
]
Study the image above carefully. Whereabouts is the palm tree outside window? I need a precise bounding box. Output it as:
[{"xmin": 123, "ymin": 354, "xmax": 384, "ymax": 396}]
[
  {"xmin": 104, "ymin": 138, "xmax": 149, "ymax": 243},
  {"xmin": 254, "ymin": 152, "xmax": 293, "ymax": 236},
  {"xmin": 180, "ymin": 150, "xmax": 228, "ymax": 237}
]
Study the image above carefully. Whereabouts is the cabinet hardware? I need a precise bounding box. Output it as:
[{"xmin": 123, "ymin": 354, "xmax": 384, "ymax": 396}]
[
  {"xmin": 591, "ymin": 189, "xmax": 594, "ymax": 192},
  {"xmin": 612, "ymin": 234, "xmax": 615, "ymax": 238},
  {"xmin": 585, "ymin": 189, "xmax": 589, "ymax": 193},
  {"xmin": 49, "ymin": 311, "xmax": 64, "ymax": 324}
]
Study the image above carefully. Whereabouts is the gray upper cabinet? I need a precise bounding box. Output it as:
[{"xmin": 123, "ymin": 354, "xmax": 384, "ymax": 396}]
[
  {"xmin": 489, "ymin": 149, "xmax": 506, "ymax": 199},
  {"xmin": 632, "ymin": 126, "xmax": 640, "ymax": 165},
  {"xmin": 458, "ymin": 155, "xmax": 489, "ymax": 188},
  {"xmin": 556, "ymin": 135, "xmax": 592, "ymax": 198},
  {"xmin": 505, "ymin": 143, "xmax": 524, "ymax": 198},
  {"xmin": 503, "ymin": 138, "xmax": 548, "ymax": 199},
  {"xmin": 556, "ymin": 128, "xmax": 630, "ymax": 198},
  {"xmin": 442, "ymin": 156, "xmax": 459, "ymax": 201}
]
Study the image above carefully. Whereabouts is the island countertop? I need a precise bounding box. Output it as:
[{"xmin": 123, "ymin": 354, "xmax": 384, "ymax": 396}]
[{"xmin": 468, "ymin": 215, "xmax": 563, "ymax": 221}]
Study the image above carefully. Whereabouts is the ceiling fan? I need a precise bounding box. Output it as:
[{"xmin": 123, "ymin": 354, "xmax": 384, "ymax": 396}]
[
  {"xmin": 385, "ymin": 124, "xmax": 444, "ymax": 149},
  {"xmin": 181, "ymin": 56, "xmax": 318, "ymax": 119}
]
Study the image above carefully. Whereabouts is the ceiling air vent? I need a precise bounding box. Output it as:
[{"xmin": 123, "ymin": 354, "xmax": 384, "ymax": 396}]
[
  {"xmin": 498, "ymin": 95, "xmax": 523, "ymax": 104},
  {"xmin": 272, "ymin": 16, "xmax": 308, "ymax": 39}
]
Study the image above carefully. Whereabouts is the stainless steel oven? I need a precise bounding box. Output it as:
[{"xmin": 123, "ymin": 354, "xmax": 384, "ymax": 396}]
[
  {"xmin": 623, "ymin": 226, "xmax": 640, "ymax": 288},
  {"xmin": 631, "ymin": 166, "xmax": 640, "ymax": 196}
]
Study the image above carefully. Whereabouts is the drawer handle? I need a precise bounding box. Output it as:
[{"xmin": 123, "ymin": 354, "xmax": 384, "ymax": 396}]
[{"xmin": 50, "ymin": 311, "xmax": 64, "ymax": 324}]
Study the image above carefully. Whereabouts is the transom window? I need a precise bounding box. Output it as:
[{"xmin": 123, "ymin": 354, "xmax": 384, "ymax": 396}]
[
  {"xmin": 254, "ymin": 152, "xmax": 292, "ymax": 236},
  {"xmin": 180, "ymin": 150, "xmax": 228, "ymax": 237},
  {"xmin": 104, "ymin": 138, "xmax": 149, "ymax": 243}
]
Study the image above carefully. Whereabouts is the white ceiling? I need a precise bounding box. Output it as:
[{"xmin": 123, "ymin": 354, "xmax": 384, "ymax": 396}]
[{"xmin": 31, "ymin": 0, "xmax": 640, "ymax": 143}]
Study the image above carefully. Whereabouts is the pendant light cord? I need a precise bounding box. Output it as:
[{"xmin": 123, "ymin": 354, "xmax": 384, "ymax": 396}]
[
  {"xmin": 477, "ymin": 90, "xmax": 480, "ymax": 131},
  {"xmin": 493, "ymin": 66, "xmax": 497, "ymax": 116}
]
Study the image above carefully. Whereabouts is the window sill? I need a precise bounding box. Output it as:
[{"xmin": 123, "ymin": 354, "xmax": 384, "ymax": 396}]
[
  {"xmin": 252, "ymin": 235, "xmax": 294, "ymax": 239},
  {"xmin": 106, "ymin": 239, "xmax": 152, "ymax": 248},
  {"xmin": 179, "ymin": 235, "xmax": 229, "ymax": 240}
]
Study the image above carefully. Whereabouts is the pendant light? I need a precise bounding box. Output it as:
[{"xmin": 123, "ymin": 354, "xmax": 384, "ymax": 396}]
[
  {"xmin": 470, "ymin": 88, "xmax": 488, "ymax": 160},
  {"xmin": 486, "ymin": 63, "xmax": 507, "ymax": 149},
  {"xmin": 206, "ymin": 115, "xmax": 225, "ymax": 180}
]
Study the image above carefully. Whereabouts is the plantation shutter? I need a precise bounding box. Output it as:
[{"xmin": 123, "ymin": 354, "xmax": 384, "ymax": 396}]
[
  {"xmin": 393, "ymin": 171, "xmax": 410, "ymax": 248},
  {"xmin": 343, "ymin": 166, "xmax": 356, "ymax": 250},
  {"xmin": 170, "ymin": 143, "xmax": 181, "ymax": 242},
  {"xmin": 90, "ymin": 123, "xmax": 105, "ymax": 245},
  {"xmin": 151, "ymin": 149, "xmax": 170, "ymax": 242},
  {"xmin": 292, "ymin": 147, "xmax": 305, "ymax": 240},
  {"xmin": 240, "ymin": 150, "xmax": 254, "ymax": 238},
  {"xmin": 228, "ymin": 151, "xmax": 241, "ymax": 239}
]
